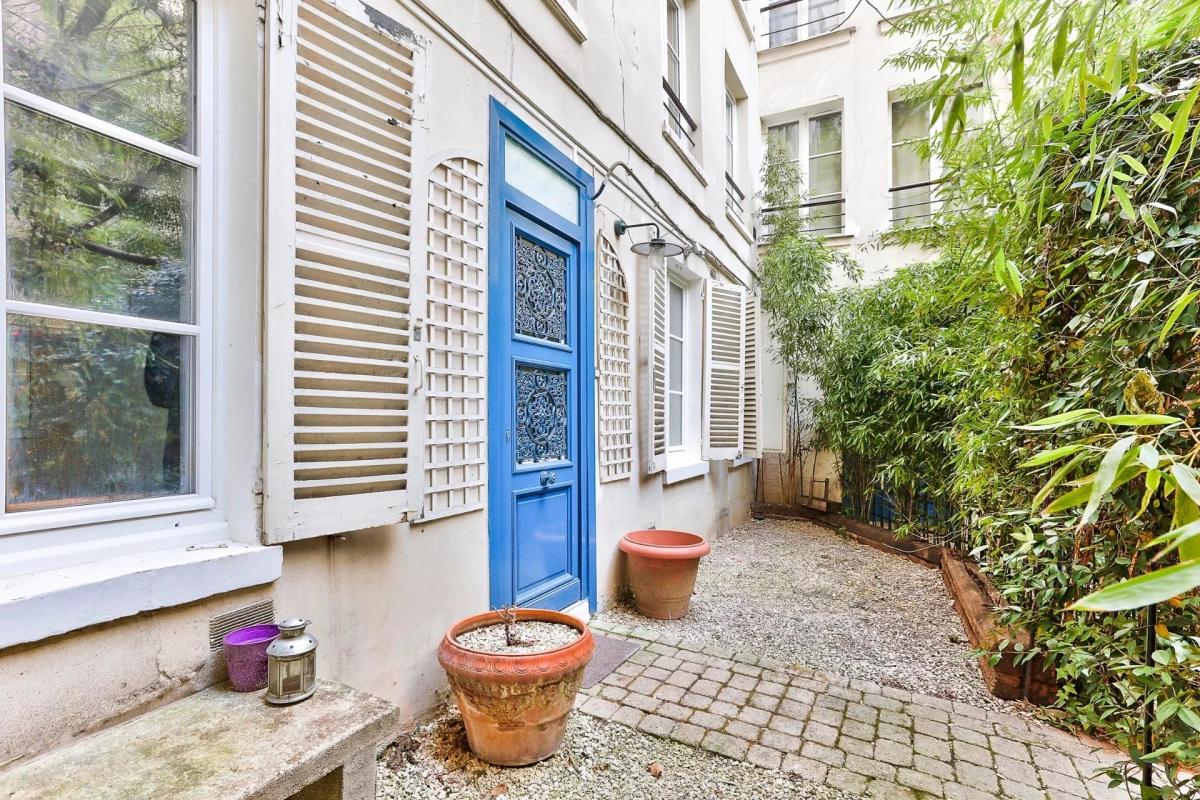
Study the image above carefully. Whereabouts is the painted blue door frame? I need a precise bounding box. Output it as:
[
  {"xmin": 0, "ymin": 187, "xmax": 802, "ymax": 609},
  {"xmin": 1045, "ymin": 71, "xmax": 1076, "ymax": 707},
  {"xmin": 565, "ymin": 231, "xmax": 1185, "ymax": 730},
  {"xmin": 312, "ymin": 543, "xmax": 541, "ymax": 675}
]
[{"xmin": 487, "ymin": 99, "xmax": 597, "ymax": 612}]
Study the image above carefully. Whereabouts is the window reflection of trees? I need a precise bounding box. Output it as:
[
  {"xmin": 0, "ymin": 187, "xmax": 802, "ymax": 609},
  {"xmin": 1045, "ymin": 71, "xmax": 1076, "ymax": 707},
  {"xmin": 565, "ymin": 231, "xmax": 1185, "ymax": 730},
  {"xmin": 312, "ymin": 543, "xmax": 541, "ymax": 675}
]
[{"xmin": 1, "ymin": 1, "xmax": 194, "ymax": 511}]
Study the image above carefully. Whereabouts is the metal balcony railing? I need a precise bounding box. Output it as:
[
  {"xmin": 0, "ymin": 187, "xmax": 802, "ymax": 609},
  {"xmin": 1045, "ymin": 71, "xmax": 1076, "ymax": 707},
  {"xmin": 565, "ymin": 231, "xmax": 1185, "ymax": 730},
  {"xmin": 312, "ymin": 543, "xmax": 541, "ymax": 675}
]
[
  {"xmin": 725, "ymin": 173, "xmax": 746, "ymax": 217},
  {"xmin": 663, "ymin": 78, "xmax": 697, "ymax": 152},
  {"xmin": 759, "ymin": 196, "xmax": 846, "ymax": 239},
  {"xmin": 888, "ymin": 179, "xmax": 941, "ymax": 226}
]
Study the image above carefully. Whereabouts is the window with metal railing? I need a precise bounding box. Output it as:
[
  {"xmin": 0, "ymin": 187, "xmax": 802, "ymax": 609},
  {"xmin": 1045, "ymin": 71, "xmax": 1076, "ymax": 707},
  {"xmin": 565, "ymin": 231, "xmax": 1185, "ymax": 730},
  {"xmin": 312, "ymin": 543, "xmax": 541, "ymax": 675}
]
[
  {"xmin": 663, "ymin": 78, "xmax": 698, "ymax": 153},
  {"xmin": 725, "ymin": 173, "xmax": 746, "ymax": 218},
  {"xmin": 760, "ymin": 0, "xmax": 844, "ymax": 48},
  {"xmin": 889, "ymin": 99, "xmax": 936, "ymax": 225}
]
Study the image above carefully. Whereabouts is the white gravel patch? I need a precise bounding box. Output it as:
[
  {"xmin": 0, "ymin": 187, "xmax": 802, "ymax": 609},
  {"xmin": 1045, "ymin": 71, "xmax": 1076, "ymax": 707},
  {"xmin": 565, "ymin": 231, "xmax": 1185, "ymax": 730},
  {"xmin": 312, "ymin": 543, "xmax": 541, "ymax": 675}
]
[
  {"xmin": 378, "ymin": 706, "xmax": 857, "ymax": 800},
  {"xmin": 455, "ymin": 621, "xmax": 581, "ymax": 655},
  {"xmin": 596, "ymin": 516, "xmax": 1011, "ymax": 711}
]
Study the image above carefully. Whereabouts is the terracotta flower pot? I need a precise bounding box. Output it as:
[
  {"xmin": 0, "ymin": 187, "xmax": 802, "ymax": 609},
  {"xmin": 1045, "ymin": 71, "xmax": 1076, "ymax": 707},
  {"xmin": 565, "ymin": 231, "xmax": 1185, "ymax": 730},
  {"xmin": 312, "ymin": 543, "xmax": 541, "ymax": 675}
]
[
  {"xmin": 619, "ymin": 530, "xmax": 710, "ymax": 619},
  {"xmin": 437, "ymin": 608, "xmax": 594, "ymax": 766}
]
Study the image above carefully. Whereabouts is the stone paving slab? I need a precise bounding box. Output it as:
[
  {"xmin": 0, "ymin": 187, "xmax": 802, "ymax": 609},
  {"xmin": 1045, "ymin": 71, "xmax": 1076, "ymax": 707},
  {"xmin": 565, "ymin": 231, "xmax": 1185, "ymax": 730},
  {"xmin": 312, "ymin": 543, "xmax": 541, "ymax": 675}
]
[{"xmin": 578, "ymin": 621, "xmax": 1126, "ymax": 800}]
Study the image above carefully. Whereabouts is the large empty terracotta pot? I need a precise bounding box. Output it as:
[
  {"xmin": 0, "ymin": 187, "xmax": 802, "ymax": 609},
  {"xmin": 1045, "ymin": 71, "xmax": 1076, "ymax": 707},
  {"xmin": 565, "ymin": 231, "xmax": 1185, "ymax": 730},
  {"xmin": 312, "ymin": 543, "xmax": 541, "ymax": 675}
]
[
  {"xmin": 619, "ymin": 529, "xmax": 710, "ymax": 619},
  {"xmin": 437, "ymin": 608, "xmax": 594, "ymax": 766}
]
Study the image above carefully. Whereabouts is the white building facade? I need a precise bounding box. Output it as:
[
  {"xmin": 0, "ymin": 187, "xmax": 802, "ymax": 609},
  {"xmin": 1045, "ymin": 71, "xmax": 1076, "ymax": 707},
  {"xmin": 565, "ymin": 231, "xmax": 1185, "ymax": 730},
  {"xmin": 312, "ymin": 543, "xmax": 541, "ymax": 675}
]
[
  {"xmin": 754, "ymin": 0, "xmax": 935, "ymax": 502},
  {"xmin": 0, "ymin": 0, "xmax": 762, "ymax": 765}
]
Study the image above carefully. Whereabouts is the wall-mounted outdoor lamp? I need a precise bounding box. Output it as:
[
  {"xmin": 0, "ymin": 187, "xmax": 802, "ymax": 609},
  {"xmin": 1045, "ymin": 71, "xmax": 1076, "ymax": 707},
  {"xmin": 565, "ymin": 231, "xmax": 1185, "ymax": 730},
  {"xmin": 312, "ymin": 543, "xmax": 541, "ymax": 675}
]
[{"xmin": 614, "ymin": 219, "xmax": 685, "ymax": 273}]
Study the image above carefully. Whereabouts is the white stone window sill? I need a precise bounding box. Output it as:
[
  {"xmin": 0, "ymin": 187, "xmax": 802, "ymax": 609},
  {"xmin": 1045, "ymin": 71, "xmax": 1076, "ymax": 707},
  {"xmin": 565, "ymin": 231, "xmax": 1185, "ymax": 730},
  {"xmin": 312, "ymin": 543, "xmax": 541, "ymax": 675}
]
[
  {"xmin": 539, "ymin": 0, "xmax": 587, "ymax": 42},
  {"xmin": 663, "ymin": 460, "xmax": 710, "ymax": 485},
  {"xmin": 0, "ymin": 536, "xmax": 282, "ymax": 649},
  {"xmin": 731, "ymin": 454, "xmax": 756, "ymax": 468},
  {"xmin": 820, "ymin": 231, "xmax": 856, "ymax": 248},
  {"xmin": 758, "ymin": 27, "xmax": 855, "ymax": 64},
  {"xmin": 662, "ymin": 123, "xmax": 708, "ymax": 186},
  {"xmin": 726, "ymin": 205, "xmax": 754, "ymax": 244}
]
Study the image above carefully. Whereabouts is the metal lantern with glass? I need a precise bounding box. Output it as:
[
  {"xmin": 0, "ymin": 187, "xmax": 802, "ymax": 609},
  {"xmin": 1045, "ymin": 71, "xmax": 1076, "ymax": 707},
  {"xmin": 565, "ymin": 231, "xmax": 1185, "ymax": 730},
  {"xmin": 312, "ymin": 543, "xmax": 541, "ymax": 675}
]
[{"xmin": 265, "ymin": 618, "xmax": 318, "ymax": 705}]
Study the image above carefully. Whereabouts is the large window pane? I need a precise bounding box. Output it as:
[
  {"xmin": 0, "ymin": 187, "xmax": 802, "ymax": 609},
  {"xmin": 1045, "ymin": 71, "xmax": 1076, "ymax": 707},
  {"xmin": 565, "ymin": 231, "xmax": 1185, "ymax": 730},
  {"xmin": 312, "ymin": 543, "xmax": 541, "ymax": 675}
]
[
  {"xmin": 810, "ymin": 0, "xmax": 842, "ymax": 34},
  {"xmin": 668, "ymin": 393, "xmax": 682, "ymax": 448},
  {"xmin": 669, "ymin": 339, "xmax": 683, "ymax": 392},
  {"xmin": 5, "ymin": 103, "xmax": 193, "ymax": 322},
  {"xmin": 891, "ymin": 100, "xmax": 931, "ymax": 223},
  {"xmin": 767, "ymin": 122, "xmax": 800, "ymax": 162},
  {"xmin": 669, "ymin": 282, "xmax": 684, "ymax": 337},
  {"xmin": 2, "ymin": 0, "xmax": 194, "ymax": 150},
  {"xmin": 768, "ymin": 2, "xmax": 799, "ymax": 47},
  {"xmin": 808, "ymin": 113, "xmax": 841, "ymax": 155},
  {"xmin": 7, "ymin": 316, "xmax": 191, "ymax": 511},
  {"xmin": 808, "ymin": 152, "xmax": 841, "ymax": 196}
]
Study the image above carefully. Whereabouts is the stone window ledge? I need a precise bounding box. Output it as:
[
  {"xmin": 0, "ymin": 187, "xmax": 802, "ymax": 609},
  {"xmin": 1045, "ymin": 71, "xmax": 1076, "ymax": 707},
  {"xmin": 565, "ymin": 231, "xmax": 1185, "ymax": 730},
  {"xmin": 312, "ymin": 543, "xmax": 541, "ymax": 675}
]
[{"xmin": 0, "ymin": 534, "xmax": 281, "ymax": 649}]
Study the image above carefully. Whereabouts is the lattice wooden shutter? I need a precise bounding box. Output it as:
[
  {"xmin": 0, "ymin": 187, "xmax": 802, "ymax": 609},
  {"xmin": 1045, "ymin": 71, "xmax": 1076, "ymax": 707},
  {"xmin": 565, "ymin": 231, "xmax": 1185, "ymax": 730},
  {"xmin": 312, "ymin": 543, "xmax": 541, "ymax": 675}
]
[
  {"xmin": 263, "ymin": 0, "xmax": 424, "ymax": 542},
  {"xmin": 422, "ymin": 158, "xmax": 487, "ymax": 519},
  {"xmin": 702, "ymin": 280, "xmax": 746, "ymax": 460},
  {"xmin": 598, "ymin": 236, "xmax": 633, "ymax": 482},
  {"xmin": 642, "ymin": 262, "xmax": 669, "ymax": 474},
  {"xmin": 743, "ymin": 290, "xmax": 763, "ymax": 459}
]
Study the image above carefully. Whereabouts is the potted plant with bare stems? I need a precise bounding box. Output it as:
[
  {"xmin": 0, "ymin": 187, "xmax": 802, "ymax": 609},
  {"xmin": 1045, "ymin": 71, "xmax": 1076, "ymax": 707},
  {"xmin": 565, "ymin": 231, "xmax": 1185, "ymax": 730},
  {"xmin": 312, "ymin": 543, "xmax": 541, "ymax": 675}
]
[{"xmin": 437, "ymin": 606, "xmax": 594, "ymax": 766}]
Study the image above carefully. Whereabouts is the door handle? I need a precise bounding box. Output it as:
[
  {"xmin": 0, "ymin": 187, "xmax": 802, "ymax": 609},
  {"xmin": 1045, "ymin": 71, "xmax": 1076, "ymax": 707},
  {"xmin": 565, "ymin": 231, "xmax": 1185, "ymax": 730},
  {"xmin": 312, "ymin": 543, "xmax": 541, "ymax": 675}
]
[{"xmin": 539, "ymin": 471, "xmax": 558, "ymax": 487}]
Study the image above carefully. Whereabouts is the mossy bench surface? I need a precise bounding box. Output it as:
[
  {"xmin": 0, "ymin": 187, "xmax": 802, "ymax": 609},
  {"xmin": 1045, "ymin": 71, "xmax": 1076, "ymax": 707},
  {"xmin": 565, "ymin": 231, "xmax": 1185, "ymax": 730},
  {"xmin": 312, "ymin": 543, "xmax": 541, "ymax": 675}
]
[{"xmin": 0, "ymin": 680, "xmax": 399, "ymax": 800}]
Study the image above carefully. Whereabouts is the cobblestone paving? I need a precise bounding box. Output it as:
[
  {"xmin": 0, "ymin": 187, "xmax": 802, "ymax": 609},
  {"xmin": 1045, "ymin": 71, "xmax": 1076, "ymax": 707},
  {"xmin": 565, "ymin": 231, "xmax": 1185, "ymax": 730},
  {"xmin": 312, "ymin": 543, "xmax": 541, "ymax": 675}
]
[{"xmin": 579, "ymin": 621, "xmax": 1125, "ymax": 800}]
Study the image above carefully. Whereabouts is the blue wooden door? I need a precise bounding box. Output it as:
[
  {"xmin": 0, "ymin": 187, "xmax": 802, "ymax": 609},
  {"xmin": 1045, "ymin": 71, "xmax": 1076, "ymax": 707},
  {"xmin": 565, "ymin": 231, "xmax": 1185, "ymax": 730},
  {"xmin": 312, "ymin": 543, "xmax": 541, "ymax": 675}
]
[{"xmin": 488, "ymin": 101, "xmax": 596, "ymax": 611}]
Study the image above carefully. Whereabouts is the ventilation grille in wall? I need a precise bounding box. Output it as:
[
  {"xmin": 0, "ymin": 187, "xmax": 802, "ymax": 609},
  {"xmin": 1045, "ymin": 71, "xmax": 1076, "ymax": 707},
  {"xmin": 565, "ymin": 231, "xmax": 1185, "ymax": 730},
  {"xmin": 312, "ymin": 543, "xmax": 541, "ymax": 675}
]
[
  {"xmin": 208, "ymin": 600, "xmax": 275, "ymax": 650},
  {"xmin": 598, "ymin": 235, "xmax": 633, "ymax": 482},
  {"xmin": 290, "ymin": 0, "xmax": 416, "ymax": 501},
  {"xmin": 423, "ymin": 157, "xmax": 487, "ymax": 520}
]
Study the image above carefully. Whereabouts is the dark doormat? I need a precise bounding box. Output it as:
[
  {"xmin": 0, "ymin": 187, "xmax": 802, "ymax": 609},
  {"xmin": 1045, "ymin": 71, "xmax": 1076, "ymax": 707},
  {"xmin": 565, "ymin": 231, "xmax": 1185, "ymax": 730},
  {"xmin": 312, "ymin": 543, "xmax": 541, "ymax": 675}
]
[{"xmin": 582, "ymin": 633, "xmax": 642, "ymax": 689}]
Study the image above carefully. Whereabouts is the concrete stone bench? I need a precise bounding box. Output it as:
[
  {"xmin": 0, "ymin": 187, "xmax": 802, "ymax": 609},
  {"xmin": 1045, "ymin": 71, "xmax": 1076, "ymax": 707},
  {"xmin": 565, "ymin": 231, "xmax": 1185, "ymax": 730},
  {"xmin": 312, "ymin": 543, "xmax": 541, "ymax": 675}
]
[{"xmin": 0, "ymin": 680, "xmax": 399, "ymax": 800}]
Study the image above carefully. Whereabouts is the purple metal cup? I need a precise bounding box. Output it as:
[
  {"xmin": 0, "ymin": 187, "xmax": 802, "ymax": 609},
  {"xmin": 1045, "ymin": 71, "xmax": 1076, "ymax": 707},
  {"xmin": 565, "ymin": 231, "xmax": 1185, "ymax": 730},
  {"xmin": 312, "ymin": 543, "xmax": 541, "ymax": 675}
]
[{"xmin": 223, "ymin": 624, "xmax": 280, "ymax": 692}]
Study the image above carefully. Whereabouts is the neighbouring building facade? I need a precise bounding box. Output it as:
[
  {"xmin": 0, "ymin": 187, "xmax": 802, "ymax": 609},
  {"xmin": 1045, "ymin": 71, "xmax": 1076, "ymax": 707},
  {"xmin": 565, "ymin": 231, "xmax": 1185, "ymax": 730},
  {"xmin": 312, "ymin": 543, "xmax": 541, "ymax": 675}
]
[
  {"xmin": 754, "ymin": 0, "xmax": 936, "ymax": 506},
  {"xmin": 0, "ymin": 0, "xmax": 763, "ymax": 766}
]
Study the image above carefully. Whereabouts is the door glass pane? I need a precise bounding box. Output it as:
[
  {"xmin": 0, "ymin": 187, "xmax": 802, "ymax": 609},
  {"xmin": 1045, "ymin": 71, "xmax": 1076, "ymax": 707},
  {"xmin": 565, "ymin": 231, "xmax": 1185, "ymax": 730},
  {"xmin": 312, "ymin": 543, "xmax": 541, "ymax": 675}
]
[
  {"xmin": 514, "ymin": 234, "xmax": 567, "ymax": 344},
  {"xmin": 5, "ymin": 102, "xmax": 193, "ymax": 322},
  {"xmin": 7, "ymin": 315, "xmax": 191, "ymax": 511},
  {"xmin": 504, "ymin": 135, "xmax": 578, "ymax": 224},
  {"xmin": 515, "ymin": 365, "xmax": 567, "ymax": 464},
  {"xmin": 2, "ymin": 0, "xmax": 195, "ymax": 150}
]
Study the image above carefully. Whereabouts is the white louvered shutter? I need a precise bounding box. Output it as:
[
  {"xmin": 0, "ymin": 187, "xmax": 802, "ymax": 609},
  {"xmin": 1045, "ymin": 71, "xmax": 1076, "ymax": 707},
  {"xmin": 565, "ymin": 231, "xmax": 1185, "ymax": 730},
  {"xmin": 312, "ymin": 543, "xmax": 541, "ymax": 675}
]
[
  {"xmin": 263, "ymin": 0, "xmax": 425, "ymax": 542},
  {"xmin": 598, "ymin": 235, "xmax": 633, "ymax": 482},
  {"xmin": 702, "ymin": 280, "xmax": 746, "ymax": 460},
  {"xmin": 642, "ymin": 262, "xmax": 669, "ymax": 474},
  {"xmin": 742, "ymin": 290, "xmax": 763, "ymax": 459},
  {"xmin": 422, "ymin": 157, "xmax": 487, "ymax": 520}
]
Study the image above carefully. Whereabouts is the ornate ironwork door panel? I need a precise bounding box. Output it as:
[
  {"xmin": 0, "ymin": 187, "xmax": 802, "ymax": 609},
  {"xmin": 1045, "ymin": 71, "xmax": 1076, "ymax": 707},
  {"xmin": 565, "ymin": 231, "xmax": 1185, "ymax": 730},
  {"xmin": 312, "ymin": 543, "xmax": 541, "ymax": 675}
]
[{"xmin": 487, "ymin": 102, "xmax": 596, "ymax": 612}]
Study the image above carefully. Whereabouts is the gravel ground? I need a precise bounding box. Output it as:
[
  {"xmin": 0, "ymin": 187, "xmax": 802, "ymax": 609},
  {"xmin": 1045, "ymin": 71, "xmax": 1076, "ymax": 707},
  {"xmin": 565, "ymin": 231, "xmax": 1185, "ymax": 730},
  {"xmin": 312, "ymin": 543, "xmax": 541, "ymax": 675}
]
[
  {"xmin": 595, "ymin": 516, "xmax": 1007, "ymax": 710},
  {"xmin": 455, "ymin": 622, "xmax": 581, "ymax": 654},
  {"xmin": 377, "ymin": 705, "xmax": 856, "ymax": 800}
]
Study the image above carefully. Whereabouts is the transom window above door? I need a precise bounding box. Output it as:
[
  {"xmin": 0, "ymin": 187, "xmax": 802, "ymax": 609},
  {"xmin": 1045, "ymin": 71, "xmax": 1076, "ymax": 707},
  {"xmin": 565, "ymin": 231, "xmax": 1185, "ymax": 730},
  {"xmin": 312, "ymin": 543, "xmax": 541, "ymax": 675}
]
[{"xmin": 0, "ymin": 0, "xmax": 205, "ymax": 520}]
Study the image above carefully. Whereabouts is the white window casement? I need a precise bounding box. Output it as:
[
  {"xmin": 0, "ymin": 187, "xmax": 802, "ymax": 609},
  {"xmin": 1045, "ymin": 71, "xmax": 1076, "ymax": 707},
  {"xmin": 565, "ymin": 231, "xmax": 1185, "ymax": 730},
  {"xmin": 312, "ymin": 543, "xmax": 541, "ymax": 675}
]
[
  {"xmin": 766, "ymin": 107, "xmax": 845, "ymax": 236},
  {"xmin": 0, "ymin": 1, "xmax": 280, "ymax": 649},
  {"xmin": 762, "ymin": 0, "xmax": 844, "ymax": 48},
  {"xmin": 890, "ymin": 98, "xmax": 935, "ymax": 226},
  {"xmin": 724, "ymin": 89, "xmax": 746, "ymax": 221},
  {"xmin": 663, "ymin": 0, "xmax": 698, "ymax": 157}
]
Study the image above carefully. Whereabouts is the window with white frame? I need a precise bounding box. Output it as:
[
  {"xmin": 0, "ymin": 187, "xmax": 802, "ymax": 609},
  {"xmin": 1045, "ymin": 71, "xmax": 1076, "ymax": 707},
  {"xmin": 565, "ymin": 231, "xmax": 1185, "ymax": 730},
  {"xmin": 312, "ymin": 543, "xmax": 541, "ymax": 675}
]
[
  {"xmin": 0, "ymin": 2, "xmax": 203, "ymax": 517},
  {"xmin": 890, "ymin": 98, "xmax": 933, "ymax": 225},
  {"xmin": 762, "ymin": 0, "xmax": 844, "ymax": 48},
  {"xmin": 766, "ymin": 110, "xmax": 844, "ymax": 235},
  {"xmin": 724, "ymin": 90, "xmax": 745, "ymax": 217},
  {"xmin": 663, "ymin": 0, "xmax": 696, "ymax": 153}
]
